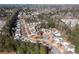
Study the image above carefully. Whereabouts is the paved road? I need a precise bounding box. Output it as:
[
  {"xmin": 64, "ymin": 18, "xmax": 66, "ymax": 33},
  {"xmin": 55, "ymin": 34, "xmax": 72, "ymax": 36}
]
[{"xmin": 48, "ymin": 45, "xmax": 61, "ymax": 54}]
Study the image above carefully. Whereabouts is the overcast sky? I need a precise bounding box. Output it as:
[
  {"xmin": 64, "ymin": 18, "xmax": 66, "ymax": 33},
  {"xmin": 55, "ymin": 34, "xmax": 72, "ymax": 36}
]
[{"xmin": 0, "ymin": 0, "xmax": 79, "ymax": 4}]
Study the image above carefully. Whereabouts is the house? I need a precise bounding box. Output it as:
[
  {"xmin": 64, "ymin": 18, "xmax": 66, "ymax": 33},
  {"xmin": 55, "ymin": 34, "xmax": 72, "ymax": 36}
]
[
  {"xmin": 62, "ymin": 42, "xmax": 75, "ymax": 53},
  {"xmin": 61, "ymin": 19, "xmax": 79, "ymax": 27}
]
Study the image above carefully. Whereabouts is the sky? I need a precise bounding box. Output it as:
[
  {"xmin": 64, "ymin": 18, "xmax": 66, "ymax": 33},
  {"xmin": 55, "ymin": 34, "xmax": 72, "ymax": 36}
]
[{"xmin": 0, "ymin": 0, "xmax": 79, "ymax": 4}]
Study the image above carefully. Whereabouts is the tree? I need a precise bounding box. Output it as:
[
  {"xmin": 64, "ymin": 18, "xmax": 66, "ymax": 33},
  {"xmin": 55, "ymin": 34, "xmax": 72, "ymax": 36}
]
[
  {"xmin": 47, "ymin": 19, "xmax": 55, "ymax": 28},
  {"xmin": 39, "ymin": 44, "xmax": 46, "ymax": 54},
  {"xmin": 68, "ymin": 24, "xmax": 79, "ymax": 53}
]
